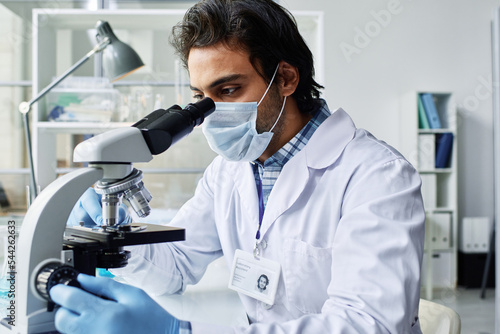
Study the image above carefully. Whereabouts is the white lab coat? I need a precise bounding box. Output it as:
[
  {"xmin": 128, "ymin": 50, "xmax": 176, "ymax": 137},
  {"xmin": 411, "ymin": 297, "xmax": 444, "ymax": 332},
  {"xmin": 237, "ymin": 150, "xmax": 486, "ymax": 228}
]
[{"xmin": 115, "ymin": 107, "xmax": 425, "ymax": 334}]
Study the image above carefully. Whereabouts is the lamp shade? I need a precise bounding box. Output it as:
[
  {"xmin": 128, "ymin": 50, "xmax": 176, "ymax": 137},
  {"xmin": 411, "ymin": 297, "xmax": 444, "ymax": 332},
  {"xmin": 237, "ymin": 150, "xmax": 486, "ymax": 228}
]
[{"xmin": 96, "ymin": 20, "xmax": 145, "ymax": 81}]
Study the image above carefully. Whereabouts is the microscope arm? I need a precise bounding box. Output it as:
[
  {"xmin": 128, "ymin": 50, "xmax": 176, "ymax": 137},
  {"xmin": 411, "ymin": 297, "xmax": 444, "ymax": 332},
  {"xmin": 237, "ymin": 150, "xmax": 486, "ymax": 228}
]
[{"xmin": 15, "ymin": 167, "xmax": 103, "ymax": 333}]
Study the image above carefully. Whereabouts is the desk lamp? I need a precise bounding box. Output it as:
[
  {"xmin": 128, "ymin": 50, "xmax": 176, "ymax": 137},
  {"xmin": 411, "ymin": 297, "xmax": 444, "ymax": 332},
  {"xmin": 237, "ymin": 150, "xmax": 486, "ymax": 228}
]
[{"xmin": 19, "ymin": 20, "xmax": 144, "ymax": 201}]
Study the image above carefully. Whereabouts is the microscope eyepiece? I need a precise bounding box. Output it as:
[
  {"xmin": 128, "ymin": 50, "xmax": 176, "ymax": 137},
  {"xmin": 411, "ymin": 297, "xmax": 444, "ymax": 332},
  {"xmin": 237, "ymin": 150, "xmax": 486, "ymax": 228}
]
[{"xmin": 184, "ymin": 97, "xmax": 216, "ymax": 127}]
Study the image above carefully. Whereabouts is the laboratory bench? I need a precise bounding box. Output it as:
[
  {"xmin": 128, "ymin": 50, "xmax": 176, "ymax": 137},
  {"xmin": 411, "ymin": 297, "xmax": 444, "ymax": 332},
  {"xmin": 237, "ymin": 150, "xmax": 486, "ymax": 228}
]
[
  {"xmin": 152, "ymin": 257, "xmax": 249, "ymax": 327},
  {"xmin": 155, "ymin": 289, "xmax": 248, "ymax": 328}
]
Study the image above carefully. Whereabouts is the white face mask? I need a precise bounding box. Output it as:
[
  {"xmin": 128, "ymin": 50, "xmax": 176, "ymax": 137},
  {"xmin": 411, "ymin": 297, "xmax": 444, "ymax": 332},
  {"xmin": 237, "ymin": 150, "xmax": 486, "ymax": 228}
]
[{"xmin": 202, "ymin": 64, "xmax": 286, "ymax": 162}]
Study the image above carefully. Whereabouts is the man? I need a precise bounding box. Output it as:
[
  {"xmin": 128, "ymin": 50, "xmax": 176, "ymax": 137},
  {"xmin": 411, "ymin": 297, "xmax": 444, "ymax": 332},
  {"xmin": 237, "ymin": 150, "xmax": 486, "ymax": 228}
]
[{"xmin": 51, "ymin": 0, "xmax": 425, "ymax": 333}]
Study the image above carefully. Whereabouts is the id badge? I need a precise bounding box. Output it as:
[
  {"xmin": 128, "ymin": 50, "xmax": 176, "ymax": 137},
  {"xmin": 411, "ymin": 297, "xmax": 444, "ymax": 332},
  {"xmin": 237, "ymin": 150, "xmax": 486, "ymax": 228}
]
[{"xmin": 228, "ymin": 249, "xmax": 281, "ymax": 306}]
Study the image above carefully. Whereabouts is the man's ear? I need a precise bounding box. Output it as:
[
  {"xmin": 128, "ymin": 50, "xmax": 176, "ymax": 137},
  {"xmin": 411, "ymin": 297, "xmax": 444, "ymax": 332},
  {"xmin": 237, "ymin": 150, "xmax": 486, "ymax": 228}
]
[{"xmin": 278, "ymin": 61, "xmax": 299, "ymax": 97}]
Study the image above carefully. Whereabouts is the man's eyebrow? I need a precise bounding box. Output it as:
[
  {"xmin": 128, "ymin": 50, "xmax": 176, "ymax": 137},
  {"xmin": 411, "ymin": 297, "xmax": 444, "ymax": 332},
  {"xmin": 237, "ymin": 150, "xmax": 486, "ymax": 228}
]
[{"xmin": 190, "ymin": 74, "xmax": 243, "ymax": 91}]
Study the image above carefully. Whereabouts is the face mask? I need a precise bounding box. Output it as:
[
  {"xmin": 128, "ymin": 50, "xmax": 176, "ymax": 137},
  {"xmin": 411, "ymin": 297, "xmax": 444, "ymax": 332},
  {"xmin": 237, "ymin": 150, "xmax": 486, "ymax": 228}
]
[{"xmin": 202, "ymin": 65, "xmax": 286, "ymax": 162}]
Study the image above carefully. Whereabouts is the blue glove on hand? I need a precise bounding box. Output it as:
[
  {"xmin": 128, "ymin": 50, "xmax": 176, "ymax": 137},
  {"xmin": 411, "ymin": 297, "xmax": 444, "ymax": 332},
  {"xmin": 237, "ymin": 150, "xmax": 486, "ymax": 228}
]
[
  {"xmin": 67, "ymin": 188, "xmax": 130, "ymax": 227},
  {"xmin": 49, "ymin": 274, "xmax": 180, "ymax": 334}
]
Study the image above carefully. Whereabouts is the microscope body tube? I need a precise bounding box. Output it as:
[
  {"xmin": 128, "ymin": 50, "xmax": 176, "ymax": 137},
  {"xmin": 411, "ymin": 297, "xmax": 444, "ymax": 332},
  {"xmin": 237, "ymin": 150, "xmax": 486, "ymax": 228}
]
[{"xmin": 133, "ymin": 97, "xmax": 215, "ymax": 155}]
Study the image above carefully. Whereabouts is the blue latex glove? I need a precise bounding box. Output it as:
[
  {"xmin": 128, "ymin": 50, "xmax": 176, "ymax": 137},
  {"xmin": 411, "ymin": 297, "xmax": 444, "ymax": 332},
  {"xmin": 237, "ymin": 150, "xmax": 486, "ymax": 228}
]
[
  {"xmin": 67, "ymin": 188, "xmax": 130, "ymax": 227},
  {"xmin": 49, "ymin": 274, "xmax": 180, "ymax": 334}
]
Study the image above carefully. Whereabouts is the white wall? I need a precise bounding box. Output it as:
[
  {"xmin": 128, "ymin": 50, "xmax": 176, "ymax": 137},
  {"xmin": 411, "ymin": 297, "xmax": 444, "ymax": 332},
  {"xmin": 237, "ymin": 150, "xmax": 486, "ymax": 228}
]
[{"xmin": 284, "ymin": 0, "xmax": 499, "ymax": 224}]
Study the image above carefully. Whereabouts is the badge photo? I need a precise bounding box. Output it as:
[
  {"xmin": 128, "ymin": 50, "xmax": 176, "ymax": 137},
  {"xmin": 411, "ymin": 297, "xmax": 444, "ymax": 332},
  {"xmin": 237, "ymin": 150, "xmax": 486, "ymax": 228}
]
[{"xmin": 228, "ymin": 249, "xmax": 281, "ymax": 305}]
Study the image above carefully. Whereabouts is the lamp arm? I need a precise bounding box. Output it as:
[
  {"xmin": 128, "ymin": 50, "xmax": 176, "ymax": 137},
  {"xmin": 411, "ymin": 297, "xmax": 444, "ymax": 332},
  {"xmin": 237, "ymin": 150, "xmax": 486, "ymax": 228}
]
[
  {"xmin": 19, "ymin": 37, "xmax": 110, "ymax": 115},
  {"xmin": 19, "ymin": 37, "xmax": 110, "ymax": 201},
  {"xmin": 22, "ymin": 112, "xmax": 37, "ymax": 200}
]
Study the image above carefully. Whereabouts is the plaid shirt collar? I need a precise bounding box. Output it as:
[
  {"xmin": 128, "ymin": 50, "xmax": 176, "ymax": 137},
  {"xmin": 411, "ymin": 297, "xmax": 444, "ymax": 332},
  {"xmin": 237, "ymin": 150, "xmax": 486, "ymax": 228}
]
[
  {"xmin": 257, "ymin": 99, "xmax": 330, "ymax": 168},
  {"xmin": 251, "ymin": 100, "xmax": 331, "ymax": 207}
]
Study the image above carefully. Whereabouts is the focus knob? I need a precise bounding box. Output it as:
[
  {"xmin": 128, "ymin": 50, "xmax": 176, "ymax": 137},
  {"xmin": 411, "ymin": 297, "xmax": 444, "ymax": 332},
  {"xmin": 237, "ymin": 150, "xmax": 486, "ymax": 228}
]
[{"xmin": 36, "ymin": 263, "xmax": 80, "ymax": 301}]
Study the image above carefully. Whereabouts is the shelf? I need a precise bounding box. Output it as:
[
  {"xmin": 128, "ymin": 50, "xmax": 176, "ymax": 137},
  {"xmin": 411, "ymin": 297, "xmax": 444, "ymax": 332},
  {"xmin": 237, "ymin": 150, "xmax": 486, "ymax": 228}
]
[
  {"xmin": 0, "ymin": 168, "xmax": 30, "ymax": 175},
  {"xmin": 37, "ymin": 121, "xmax": 133, "ymax": 134},
  {"xmin": 423, "ymin": 248, "xmax": 454, "ymax": 254},
  {"xmin": 425, "ymin": 207, "xmax": 456, "ymax": 213},
  {"xmin": 0, "ymin": 80, "xmax": 32, "ymax": 87},
  {"xmin": 420, "ymin": 169, "xmax": 454, "ymax": 174},
  {"xmin": 112, "ymin": 80, "xmax": 189, "ymax": 87},
  {"xmin": 418, "ymin": 129, "xmax": 456, "ymax": 134},
  {"xmin": 34, "ymin": 9, "xmax": 187, "ymax": 30}
]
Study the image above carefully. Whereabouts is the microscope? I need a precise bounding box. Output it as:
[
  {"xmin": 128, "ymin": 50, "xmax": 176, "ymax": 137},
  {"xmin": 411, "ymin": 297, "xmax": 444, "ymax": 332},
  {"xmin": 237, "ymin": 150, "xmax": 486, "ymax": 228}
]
[{"xmin": 0, "ymin": 98, "xmax": 215, "ymax": 333}]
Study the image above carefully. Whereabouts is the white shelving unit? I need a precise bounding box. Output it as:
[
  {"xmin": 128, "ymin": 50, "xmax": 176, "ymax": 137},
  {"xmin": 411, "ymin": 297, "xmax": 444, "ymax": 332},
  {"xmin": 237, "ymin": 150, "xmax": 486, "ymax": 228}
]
[
  {"xmin": 32, "ymin": 9, "xmax": 189, "ymax": 189},
  {"xmin": 31, "ymin": 9, "xmax": 324, "ymax": 205},
  {"xmin": 400, "ymin": 91, "xmax": 458, "ymax": 300}
]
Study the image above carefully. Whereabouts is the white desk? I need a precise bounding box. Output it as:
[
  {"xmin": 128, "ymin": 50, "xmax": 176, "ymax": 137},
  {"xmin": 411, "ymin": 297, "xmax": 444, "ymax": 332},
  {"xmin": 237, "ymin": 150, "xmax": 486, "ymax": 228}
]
[
  {"xmin": 149, "ymin": 257, "xmax": 249, "ymax": 328},
  {"xmin": 154, "ymin": 289, "xmax": 248, "ymax": 327}
]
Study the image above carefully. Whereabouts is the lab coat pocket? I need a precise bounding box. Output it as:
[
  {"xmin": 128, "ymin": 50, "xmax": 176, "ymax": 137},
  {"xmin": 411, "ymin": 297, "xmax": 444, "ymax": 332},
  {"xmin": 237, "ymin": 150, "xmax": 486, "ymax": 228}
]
[{"xmin": 283, "ymin": 239, "xmax": 332, "ymax": 314}]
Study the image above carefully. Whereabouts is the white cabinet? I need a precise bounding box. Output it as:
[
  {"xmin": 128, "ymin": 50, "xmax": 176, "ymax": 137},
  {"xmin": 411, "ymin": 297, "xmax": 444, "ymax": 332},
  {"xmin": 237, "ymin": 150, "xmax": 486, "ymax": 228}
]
[
  {"xmin": 31, "ymin": 9, "xmax": 324, "ymax": 209},
  {"xmin": 400, "ymin": 91, "xmax": 458, "ymax": 299}
]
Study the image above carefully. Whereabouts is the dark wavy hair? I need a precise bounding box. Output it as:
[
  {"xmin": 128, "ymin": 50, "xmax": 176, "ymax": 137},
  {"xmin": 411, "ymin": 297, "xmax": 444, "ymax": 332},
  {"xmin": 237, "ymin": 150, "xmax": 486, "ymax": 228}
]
[{"xmin": 170, "ymin": 0, "xmax": 323, "ymax": 114}]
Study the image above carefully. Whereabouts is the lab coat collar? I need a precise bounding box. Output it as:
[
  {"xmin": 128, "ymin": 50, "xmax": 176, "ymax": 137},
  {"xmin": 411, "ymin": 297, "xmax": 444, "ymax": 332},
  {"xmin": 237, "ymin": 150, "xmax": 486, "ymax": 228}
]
[
  {"xmin": 304, "ymin": 107, "xmax": 356, "ymax": 170},
  {"xmin": 258, "ymin": 106, "xmax": 356, "ymax": 239}
]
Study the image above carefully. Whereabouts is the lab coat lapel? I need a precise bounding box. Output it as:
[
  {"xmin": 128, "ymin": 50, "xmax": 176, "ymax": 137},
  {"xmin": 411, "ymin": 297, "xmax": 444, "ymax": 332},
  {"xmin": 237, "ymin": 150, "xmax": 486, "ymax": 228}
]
[
  {"xmin": 259, "ymin": 108, "xmax": 356, "ymax": 238},
  {"xmin": 232, "ymin": 162, "xmax": 261, "ymax": 231},
  {"xmin": 305, "ymin": 108, "xmax": 356, "ymax": 169},
  {"xmin": 260, "ymin": 154, "xmax": 310, "ymax": 237}
]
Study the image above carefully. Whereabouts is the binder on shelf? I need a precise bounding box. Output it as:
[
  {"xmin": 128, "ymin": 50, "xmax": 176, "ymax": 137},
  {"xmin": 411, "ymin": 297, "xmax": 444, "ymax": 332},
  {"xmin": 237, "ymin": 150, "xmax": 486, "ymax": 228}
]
[
  {"xmin": 427, "ymin": 212, "xmax": 451, "ymax": 250},
  {"xmin": 435, "ymin": 132, "xmax": 453, "ymax": 168},
  {"xmin": 420, "ymin": 93, "xmax": 442, "ymax": 129},
  {"xmin": 459, "ymin": 217, "xmax": 490, "ymax": 253},
  {"xmin": 418, "ymin": 94, "xmax": 430, "ymax": 129},
  {"xmin": 418, "ymin": 134, "xmax": 435, "ymax": 170}
]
